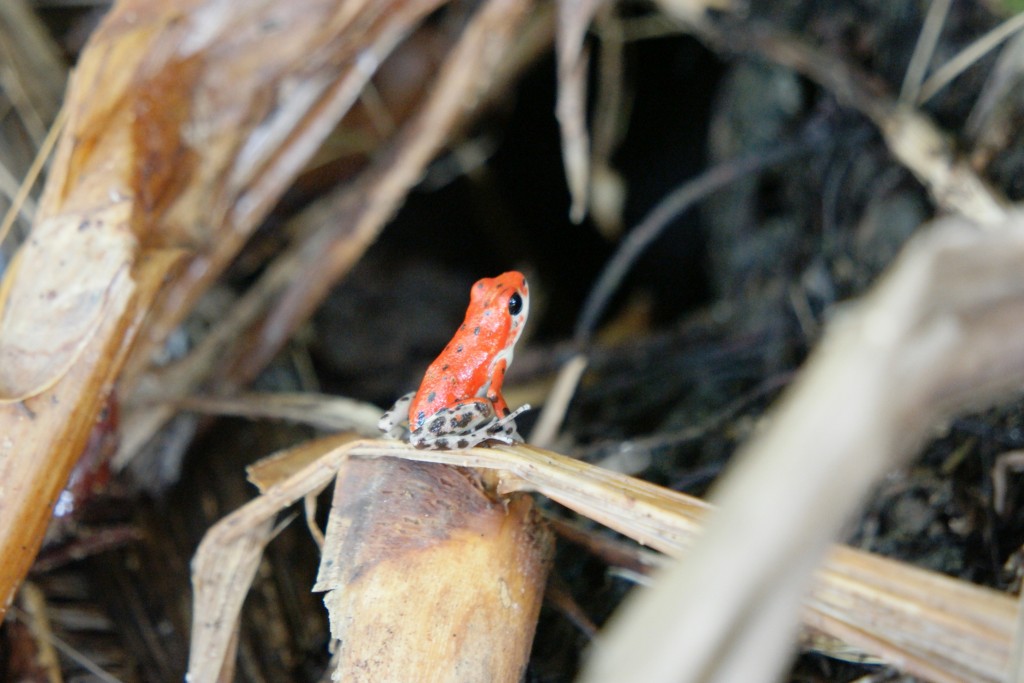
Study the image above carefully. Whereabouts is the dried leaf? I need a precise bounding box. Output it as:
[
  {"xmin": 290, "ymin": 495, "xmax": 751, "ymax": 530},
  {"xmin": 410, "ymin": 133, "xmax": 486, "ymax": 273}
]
[
  {"xmin": 246, "ymin": 432, "xmax": 361, "ymax": 492},
  {"xmin": 580, "ymin": 213, "xmax": 1024, "ymax": 683},
  {"xmin": 188, "ymin": 515, "xmax": 275, "ymax": 683},
  {"xmin": 192, "ymin": 435, "xmax": 1020, "ymax": 683}
]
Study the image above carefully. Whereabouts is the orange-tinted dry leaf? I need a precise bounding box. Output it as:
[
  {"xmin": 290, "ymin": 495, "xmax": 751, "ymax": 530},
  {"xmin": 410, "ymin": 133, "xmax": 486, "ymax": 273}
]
[
  {"xmin": 0, "ymin": 0, "xmax": 450, "ymax": 617},
  {"xmin": 0, "ymin": 248, "xmax": 179, "ymax": 614}
]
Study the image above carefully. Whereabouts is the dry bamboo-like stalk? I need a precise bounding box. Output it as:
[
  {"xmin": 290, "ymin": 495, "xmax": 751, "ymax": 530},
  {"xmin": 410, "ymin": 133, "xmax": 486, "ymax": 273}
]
[
  {"xmin": 314, "ymin": 458, "xmax": 552, "ymax": 682},
  {"xmin": 810, "ymin": 546, "xmax": 1013, "ymax": 683}
]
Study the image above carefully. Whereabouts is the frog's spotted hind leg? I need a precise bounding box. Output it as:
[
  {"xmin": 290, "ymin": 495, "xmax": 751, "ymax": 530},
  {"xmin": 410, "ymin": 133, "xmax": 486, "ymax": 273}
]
[
  {"xmin": 407, "ymin": 400, "xmax": 532, "ymax": 450},
  {"xmin": 378, "ymin": 392, "xmax": 414, "ymax": 440},
  {"xmin": 484, "ymin": 404, "xmax": 531, "ymax": 445}
]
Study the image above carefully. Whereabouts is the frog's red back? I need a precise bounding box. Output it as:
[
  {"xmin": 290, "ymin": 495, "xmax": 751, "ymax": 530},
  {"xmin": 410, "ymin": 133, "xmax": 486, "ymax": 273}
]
[{"xmin": 408, "ymin": 271, "xmax": 529, "ymax": 430}]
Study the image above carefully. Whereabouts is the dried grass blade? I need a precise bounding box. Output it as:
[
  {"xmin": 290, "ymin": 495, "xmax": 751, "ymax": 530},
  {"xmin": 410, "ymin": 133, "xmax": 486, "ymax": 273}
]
[{"xmin": 555, "ymin": 0, "xmax": 601, "ymax": 222}]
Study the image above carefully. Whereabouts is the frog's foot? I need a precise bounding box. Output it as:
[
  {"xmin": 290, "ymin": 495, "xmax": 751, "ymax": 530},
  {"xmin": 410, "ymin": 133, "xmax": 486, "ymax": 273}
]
[
  {"xmin": 481, "ymin": 404, "xmax": 531, "ymax": 445},
  {"xmin": 378, "ymin": 392, "xmax": 414, "ymax": 440}
]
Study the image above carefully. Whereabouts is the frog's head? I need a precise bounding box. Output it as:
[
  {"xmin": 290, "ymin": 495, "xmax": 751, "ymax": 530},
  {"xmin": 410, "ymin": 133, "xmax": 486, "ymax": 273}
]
[{"xmin": 471, "ymin": 271, "xmax": 529, "ymax": 352}]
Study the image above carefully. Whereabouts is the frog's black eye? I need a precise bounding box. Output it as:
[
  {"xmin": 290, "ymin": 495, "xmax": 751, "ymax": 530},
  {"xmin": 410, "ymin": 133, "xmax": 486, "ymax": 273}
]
[{"xmin": 508, "ymin": 292, "xmax": 523, "ymax": 316}]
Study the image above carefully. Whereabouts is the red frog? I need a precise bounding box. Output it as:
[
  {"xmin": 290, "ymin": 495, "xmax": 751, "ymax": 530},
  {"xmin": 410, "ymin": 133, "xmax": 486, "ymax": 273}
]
[{"xmin": 379, "ymin": 271, "xmax": 530, "ymax": 449}]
